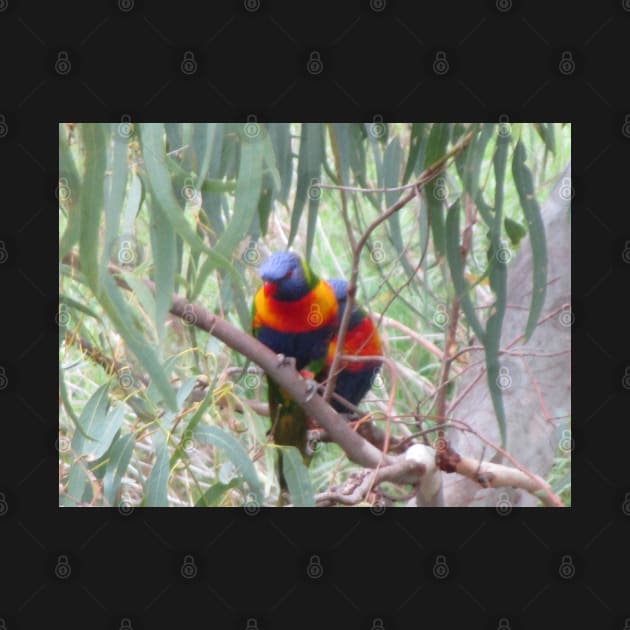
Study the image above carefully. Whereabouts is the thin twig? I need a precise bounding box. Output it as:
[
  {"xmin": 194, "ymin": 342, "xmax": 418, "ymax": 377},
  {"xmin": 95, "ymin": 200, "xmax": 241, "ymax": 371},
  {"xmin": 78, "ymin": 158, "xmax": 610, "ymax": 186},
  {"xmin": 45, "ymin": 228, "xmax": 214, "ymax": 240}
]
[{"xmin": 324, "ymin": 131, "xmax": 475, "ymax": 405}]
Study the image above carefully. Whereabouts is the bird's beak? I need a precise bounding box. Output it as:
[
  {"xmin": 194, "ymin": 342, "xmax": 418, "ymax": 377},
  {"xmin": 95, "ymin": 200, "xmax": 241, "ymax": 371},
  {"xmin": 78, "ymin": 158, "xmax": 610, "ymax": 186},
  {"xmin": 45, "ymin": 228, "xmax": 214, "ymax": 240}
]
[{"xmin": 263, "ymin": 281, "xmax": 277, "ymax": 298}]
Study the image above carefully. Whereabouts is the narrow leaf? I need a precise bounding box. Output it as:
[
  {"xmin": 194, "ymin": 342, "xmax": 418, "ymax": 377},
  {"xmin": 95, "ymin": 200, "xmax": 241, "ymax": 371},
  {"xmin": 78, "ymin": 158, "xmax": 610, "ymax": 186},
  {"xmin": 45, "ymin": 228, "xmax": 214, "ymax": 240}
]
[
  {"xmin": 214, "ymin": 130, "xmax": 265, "ymax": 259},
  {"xmin": 534, "ymin": 122, "xmax": 555, "ymax": 155},
  {"xmin": 445, "ymin": 200, "xmax": 486, "ymax": 342},
  {"xmin": 198, "ymin": 122, "xmax": 226, "ymax": 238},
  {"xmin": 176, "ymin": 376, "xmax": 198, "ymax": 407},
  {"xmin": 59, "ymin": 294, "xmax": 102, "ymax": 322},
  {"xmin": 78, "ymin": 123, "xmax": 107, "ymax": 290},
  {"xmin": 90, "ymin": 404, "xmax": 125, "ymax": 460},
  {"xmin": 99, "ymin": 273, "xmax": 177, "ymax": 410},
  {"xmin": 120, "ymin": 173, "xmax": 143, "ymax": 235},
  {"xmin": 402, "ymin": 123, "xmax": 426, "ymax": 184},
  {"xmin": 484, "ymin": 131, "xmax": 510, "ymax": 445},
  {"xmin": 512, "ymin": 140, "xmax": 547, "ymax": 341},
  {"xmin": 383, "ymin": 137, "xmax": 402, "ymax": 209},
  {"xmin": 138, "ymin": 123, "xmax": 209, "ymax": 255},
  {"xmin": 425, "ymin": 122, "xmax": 450, "ymax": 167},
  {"xmin": 348, "ymin": 123, "xmax": 368, "ymax": 187},
  {"xmin": 102, "ymin": 125, "xmax": 129, "ymax": 274},
  {"xmin": 384, "ymin": 137, "xmax": 419, "ymax": 283},
  {"xmin": 71, "ymin": 398, "xmax": 122, "ymax": 468},
  {"xmin": 61, "ymin": 460, "xmax": 91, "ymax": 507},
  {"xmin": 289, "ymin": 123, "xmax": 323, "ymax": 256},
  {"xmin": 119, "ymin": 272, "xmax": 156, "ymax": 329},
  {"xmin": 280, "ymin": 446, "xmax": 315, "ymax": 507},
  {"xmin": 148, "ymin": 196, "xmax": 176, "ymax": 346},
  {"xmin": 59, "ymin": 367, "xmax": 90, "ymax": 438},
  {"xmin": 330, "ymin": 123, "xmax": 350, "ymax": 186},
  {"xmin": 461, "ymin": 124, "xmax": 494, "ymax": 220},
  {"xmin": 103, "ymin": 432, "xmax": 136, "ymax": 505},
  {"xmin": 424, "ymin": 124, "xmax": 451, "ymax": 258},
  {"xmin": 71, "ymin": 383, "xmax": 110, "ymax": 455},
  {"xmin": 194, "ymin": 123, "xmax": 218, "ymax": 185},
  {"xmin": 366, "ymin": 124, "xmax": 385, "ymax": 208},
  {"xmin": 194, "ymin": 425, "xmax": 263, "ymax": 503},
  {"xmin": 145, "ymin": 441, "xmax": 170, "ymax": 507},
  {"xmin": 268, "ymin": 123, "xmax": 293, "ymax": 204},
  {"xmin": 195, "ymin": 479, "xmax": 240, "ymax": 507},
  {"xmin": 170, "ymin": 382, "xmax": 215, "ymax": 469},
  {"xmin": 257, "ymin": 129, "xmax": 281, "ymax": 236},
  {"xmin": 59, "ymin": 124, "xmax": 82, "ymax": 258}
]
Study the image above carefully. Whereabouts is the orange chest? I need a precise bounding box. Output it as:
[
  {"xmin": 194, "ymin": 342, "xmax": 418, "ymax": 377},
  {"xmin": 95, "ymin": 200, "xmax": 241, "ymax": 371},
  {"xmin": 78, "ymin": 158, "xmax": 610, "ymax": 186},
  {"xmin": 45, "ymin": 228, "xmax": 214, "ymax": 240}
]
[{"xmin": 253, "ymin": 281, "xmax": 338, "ymax": 333}]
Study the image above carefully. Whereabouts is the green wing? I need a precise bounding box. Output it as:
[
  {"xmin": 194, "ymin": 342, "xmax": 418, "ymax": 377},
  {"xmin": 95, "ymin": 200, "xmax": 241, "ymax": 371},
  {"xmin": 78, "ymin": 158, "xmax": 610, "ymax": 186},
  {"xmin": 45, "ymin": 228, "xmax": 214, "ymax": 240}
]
[{"xmin": 267, "ymin": 376, "xmax": 311, "ymax": 494}]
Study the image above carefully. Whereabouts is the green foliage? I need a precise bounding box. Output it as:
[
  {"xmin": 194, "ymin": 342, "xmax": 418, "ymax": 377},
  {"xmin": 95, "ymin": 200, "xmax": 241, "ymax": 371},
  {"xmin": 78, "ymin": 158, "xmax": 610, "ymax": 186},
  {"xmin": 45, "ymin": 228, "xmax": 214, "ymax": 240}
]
[
  {"xmin": 280, "ymin": 446, "xmax": 316, "ymax": 507},
  {"xmin": 512, "ymin": 139, "xmax": 548, "ymax": 342},
  {"xmin": 193, "ymin": 425, "xmax": 264, "ymax": 505},
  {"xmin": 59, "ymin": 122, "xmax": 571, "ymax": 507}
]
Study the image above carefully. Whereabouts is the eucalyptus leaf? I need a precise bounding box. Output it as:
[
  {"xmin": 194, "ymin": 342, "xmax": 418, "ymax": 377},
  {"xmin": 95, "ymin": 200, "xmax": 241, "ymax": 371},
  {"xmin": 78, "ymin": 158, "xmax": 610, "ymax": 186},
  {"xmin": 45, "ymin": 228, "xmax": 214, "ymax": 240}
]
[
  {"xmin": 194, "ymin": 425, "xmax": 263, "ymax": 504},
  {"xmin": 71, "ymin": 383, "xmax": 110, "ymax": 456},
  {"xmin": 103, "ymin": 431, "xmax": 136, "ymax": 505},
  {"xmin": 280, "ymin": 446, "xmax": 315, "ymax": 507},
  {"xmin": 512, "ymin": 140, "xmax": 547, "ymax": 342},
  {"xmin": 145, "ymin": 441, "xmax": 170, "ymax": 507}
]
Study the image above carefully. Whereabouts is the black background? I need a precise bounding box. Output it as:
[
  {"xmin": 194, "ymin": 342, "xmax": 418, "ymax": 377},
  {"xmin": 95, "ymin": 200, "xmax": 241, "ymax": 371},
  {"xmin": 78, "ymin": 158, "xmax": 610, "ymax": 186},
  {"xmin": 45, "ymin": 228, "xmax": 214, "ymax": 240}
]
[{"xmin": 0, "ymin": 0, "xmax": 628, "ymax": 628}]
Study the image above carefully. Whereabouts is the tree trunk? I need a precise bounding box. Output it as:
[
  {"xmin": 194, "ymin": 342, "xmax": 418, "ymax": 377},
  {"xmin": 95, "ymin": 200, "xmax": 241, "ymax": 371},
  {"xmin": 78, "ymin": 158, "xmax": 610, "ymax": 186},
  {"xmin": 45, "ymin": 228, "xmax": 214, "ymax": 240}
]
[{"xmin": 443, "ymin": 163, "xmax": 571, "ymax": 507}]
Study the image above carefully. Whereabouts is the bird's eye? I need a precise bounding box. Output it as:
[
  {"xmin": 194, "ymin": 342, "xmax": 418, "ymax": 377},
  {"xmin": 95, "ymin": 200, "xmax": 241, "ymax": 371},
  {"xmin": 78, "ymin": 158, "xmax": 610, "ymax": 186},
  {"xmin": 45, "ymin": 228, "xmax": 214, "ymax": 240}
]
[{"xmin": 283, "ymin": 270, "xmax": 292, "ymax": 279}]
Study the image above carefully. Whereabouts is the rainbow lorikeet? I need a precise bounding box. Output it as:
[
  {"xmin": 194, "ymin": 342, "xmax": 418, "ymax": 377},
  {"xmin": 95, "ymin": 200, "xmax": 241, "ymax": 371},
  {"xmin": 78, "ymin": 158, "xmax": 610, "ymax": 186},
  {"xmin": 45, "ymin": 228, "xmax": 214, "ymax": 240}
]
[
  {"xmin": 252, "ymin": 252, "xmax": 338, "ymax": 479},
  {"xmin": 322, "ymin": 279, "xmax": 383, "ymax": 413}
]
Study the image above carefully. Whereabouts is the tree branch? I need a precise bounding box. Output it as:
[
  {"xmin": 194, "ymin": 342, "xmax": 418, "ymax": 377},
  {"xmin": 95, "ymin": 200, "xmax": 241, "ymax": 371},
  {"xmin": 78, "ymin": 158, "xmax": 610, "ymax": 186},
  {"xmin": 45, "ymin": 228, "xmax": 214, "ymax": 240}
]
[
  {"xmin": 453, "ymin": 454, "xmax": 561, "ymax": 507},
  {"xmin": 314, "ymin": 459, "xmax": 424, "ymax": 507},
  {"xmin": 445, "ymin": 418, "xmax": 563, "ymax": 507}
]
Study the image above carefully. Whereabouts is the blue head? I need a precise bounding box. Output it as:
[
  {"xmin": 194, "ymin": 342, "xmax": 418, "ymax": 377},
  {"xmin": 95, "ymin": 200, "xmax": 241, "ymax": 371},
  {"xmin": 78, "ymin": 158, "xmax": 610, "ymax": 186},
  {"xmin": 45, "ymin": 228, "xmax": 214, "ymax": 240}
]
[
  {"xmin": 327, "ymin": 278, "xmax": 348, "ymax": 306},
  {"xmin": 327, "ymin": 278, "xmax": 363, "ymax": 329},
  {"xmin": 259, "ymin": 252, "xmax": 314, "ymax": 301}
]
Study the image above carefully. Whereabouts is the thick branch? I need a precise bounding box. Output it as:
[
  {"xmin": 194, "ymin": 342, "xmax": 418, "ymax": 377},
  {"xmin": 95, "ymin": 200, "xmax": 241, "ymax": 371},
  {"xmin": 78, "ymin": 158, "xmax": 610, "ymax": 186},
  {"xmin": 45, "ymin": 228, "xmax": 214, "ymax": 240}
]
[
  {"xmin": 454, "ymin": 455, "xmax": 561, "ymax": 507},
  {"xmin": 445, "ymin": 418, "xmax": 563, "ymax": 507}
]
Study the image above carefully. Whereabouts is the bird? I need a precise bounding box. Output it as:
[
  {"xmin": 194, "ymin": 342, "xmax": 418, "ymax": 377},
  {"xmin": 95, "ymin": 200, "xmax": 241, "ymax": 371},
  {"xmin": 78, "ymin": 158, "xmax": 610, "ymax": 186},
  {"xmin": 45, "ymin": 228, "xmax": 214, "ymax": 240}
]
[
  {"xmin": 322, "ymin": 278, "xmax": 383, "ymax": 414},
  {"xmin": 252, "ymin": 252, "xmax": 338, "ymax": 487}
]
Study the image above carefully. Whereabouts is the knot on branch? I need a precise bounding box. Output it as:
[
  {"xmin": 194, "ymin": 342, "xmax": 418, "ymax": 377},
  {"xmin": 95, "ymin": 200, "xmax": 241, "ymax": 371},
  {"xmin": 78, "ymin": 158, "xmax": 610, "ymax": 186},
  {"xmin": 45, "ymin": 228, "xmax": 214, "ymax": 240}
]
[{"xmin": 435, "ymin": 441, "xmax": 461, "ymax": 473}]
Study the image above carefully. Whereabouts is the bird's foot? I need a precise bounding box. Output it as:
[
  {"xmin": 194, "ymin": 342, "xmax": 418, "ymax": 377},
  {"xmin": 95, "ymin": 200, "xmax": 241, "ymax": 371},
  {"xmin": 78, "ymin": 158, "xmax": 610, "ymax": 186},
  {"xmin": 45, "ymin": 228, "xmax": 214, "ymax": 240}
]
[
  {"xmin": 306, "ymin": 433, "xmax": 320, "ymax": 457},
  {"xmin": 276, "ymin": 354, "xmax": 296, "ymax": 369},
  {"xmin": 303, "ymin": 378, "xmax": 318, "ymax": 402}
]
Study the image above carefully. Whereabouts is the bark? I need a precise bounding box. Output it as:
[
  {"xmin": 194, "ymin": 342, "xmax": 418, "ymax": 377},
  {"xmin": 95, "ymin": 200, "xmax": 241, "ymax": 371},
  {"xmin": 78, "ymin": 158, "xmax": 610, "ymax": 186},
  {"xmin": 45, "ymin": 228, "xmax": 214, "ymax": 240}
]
[{"xmin": 443, "ymin": 162, "xmax": 571, "ymax": 507}]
